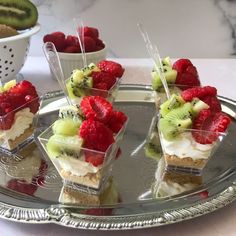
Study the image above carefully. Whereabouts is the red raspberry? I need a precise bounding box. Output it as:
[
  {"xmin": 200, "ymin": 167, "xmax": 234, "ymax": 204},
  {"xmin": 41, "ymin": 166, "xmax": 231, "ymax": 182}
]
[
  {"xmin": 65, "ymin": 35, "xmax": 79, "ymax": 47},
  {"xmin": 192, "ymin": 109, "xmax": 231, "ymax": 144},
  {"xmin": 25, "ymin": 95, "xmax": 40, "ymax": 114},
  {"xmin": 107, "ymin": 110, "xmax": 128, "ymax": 133},
  {"xmin": 80, "ymin": 96, "xmax": 113, "ymax": 124},
  {"xmin": 62, "ymin": 45, "xmax": 81, "ymax": 53},
  {"xmin": 83, "ymin": 26, "xmax": 99, "ymax": 39},
  {"xmin": 92, "ymin": 71, "xmax": 117, "ymax": 90},
  {"xmin": 97, "ymin": 60, "xmax": 124, "ymax": 78},
  {"xmin": 93, "ymin": 82, "xmax": 108, "ymax": 91},
  {"xmin": 51, "ymin": 31, "xmax": 65, "ymax": 40},
  {"xmin": 95, "ymin": 38, "xmax": 105, "ymax": 51},
  {"xmin": 201, "ymin": 95, "xmax": 221, "ymax": 112},
  {"xmin": 0, "ymin": 108, "xmax": 15, "ymax": 130},
  {"xmin": 173, "ymin": 59, "xmax": 193, "ymax": 73},
  {"xmin": 84, "ymin": 151, "xmax": 104, "ymax": 167},
  {"xmin": 181, "ymin": 86, "xmax": 217, "ymax": 102},
  {"xmin": 83, "ymin": 36, "xmax": 96, "ymax": 52},
  {"xmin": 43, "ymin": 34, "xmax": 66, "ymax": 52},
  {"xmin": 79, "ymin": 119, "xmax": 114, "ymax": 152},
  {"xmin": 10, "ymin": 80, "xmax": 37, "ymax": 98}
]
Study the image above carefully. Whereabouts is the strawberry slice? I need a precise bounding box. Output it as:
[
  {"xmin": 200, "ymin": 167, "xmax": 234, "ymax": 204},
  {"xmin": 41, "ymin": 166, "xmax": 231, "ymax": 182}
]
[
  {"xmin": 192, "ymin": 109, "xmax": 231, "ymax": 144},
  {"xmin": 80, "ymin": 96, "xmax": 113, "ymax": 124}
]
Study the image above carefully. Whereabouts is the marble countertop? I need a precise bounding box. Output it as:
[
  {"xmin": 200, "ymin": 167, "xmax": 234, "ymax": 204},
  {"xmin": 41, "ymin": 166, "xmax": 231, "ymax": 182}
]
[{"xmin": 1, "ymin": 57, "xmax": 236, "ymax": 236}]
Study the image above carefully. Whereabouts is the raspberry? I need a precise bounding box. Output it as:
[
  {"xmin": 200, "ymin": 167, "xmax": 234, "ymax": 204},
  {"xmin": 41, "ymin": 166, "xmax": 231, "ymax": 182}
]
[
  {"xmin": 97, "ymin": 60, "xmax": 124, "ymax": 78},
  {"xmin": 92, "ymin": 71, "xmax": 117, "ymax": 90},
  {"xmin": 0, "ymin": 108, "xmax": 15, "ymax": 130},
  {"xmin": 80, "ymin": 96, "xmax": 113, "ymax": 124},
  {"xmin": 107, "ymin": 110, "xmax": 127, "ymax": 133},
  {"xmin": 62, "ymin": 45, "xmax": 81, "ymax": 53},
  {"xmin": 83, "ymin": 36, "xmax": 96, "ymax": 52},
  {"xmin": 65, "ymin": 35, "xmax": 79, "ymax": 47},
  {"xmin": 192, "ymin": 109, "xmax": 231, "ymax": 144},
  {"xmin": 173, "ymin": 59, "xmax": 193, "ymax": 73},
  {"xmin": 93, "ymin": 82, "xmax": 108, "ymax": 91},
  {"xmin": 51, "ymin": 31, "xmax": 65, "ymax": 40},
  {"xmin": 10, "ymin": 80, "xmax": 37, "ymax": 98},
  {"xmin": 84, "ymin": 151, "xmax": 104, "ymax": 166},
  {"xmin": 79, "ymin": 119, "xmax": 114, "ymax": 152},
  {"xmin": 181, "ymin": 86, "xmax": 217, "ymax": 102},
  {"xmin": 83, "ymin": 26, "xmax": 99, "ymax": 39},
  {"xmin": 201, "ymin": 95, "xmax": 221, "ymax": 112},
  {"xmin": 43, "ymin": 34, "xmax": 66, "ymax": 52},
  {"xmin": 95, "ymin": 38, "xmax": 105, "ymax": 50}
]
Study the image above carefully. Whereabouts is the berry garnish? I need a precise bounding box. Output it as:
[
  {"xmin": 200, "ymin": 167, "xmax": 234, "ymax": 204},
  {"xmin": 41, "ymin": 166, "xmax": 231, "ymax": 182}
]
[
  {"xmin": 97, "ymin": 60, "xmax": 124, "ymax": 78},
  {"xmin": 181, "ymin": 86, "xmax": 217, "ymax": 102},
  {"xmin": 107, "ymin": 110, "xmax": 127, "ymax": 133},
  {"xmin": 201, "ymin": 95, "xmax": 221, "ymax": 113},
  {"xmin": 92, "ymin": 71, "xmax": 117, "ymax": 90},
  {"xmin": 80, "ymin": 96, "xmax": 113, "ymax": 124},
  {"xmin": 192, "ymin": 109, "xmax": 231, "ymax": 144},
  {"xmin": 79, "ymin": 119, "xmax": 114, "ymax": 152},
  {"xmin": 173, "ymin": 59, "xmax": 193, "ymax": 73},
  {"xmin": 43, "ymin": 34, "xmax": 66, "ymax": 52},
  {"xmin": 84, "ymin": 151, "xmax": 104, "ymax": 167},
  {"xmin": 83, "ymin": 26, "xmax": 99, "ymax": 39},
  {"xmin": 0, "ymin": 108, "xmax": 15, "ymax": 130},
  {"xmin": 84, "ymin": 36, "xmax": 96, "ymax": 52}
]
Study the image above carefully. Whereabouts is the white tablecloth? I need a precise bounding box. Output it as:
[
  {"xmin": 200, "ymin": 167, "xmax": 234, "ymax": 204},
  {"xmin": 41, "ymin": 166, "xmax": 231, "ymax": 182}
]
[{"xmin": 1, "ymin": 57, "xmax": 236, "ymax": 236}]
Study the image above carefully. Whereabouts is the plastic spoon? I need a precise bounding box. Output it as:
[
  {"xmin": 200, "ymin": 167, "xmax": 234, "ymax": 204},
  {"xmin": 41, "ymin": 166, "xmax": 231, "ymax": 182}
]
[
  {"xmin": 137, "ymin": 23, "xmax": 170, "ymax": 99},
  {"xmin": 73, "ymin": 17, "xmax": 87, "ymax": 68},
  {"xmin": 43, "ymin": 42, "xmax": 72, "ymax": 105}
]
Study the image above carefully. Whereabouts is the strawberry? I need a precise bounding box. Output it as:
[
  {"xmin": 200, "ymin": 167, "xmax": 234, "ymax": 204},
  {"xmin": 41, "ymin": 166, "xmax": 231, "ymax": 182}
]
[
  {"xmin": 91, "ymin": 71, "xmax": 117, "ymax": 90},
  {"xmin": 25, "ymin": 95, "xmax": 40, "ymax": 114},
  {"xmin": 79, "ymin": 119, "xmax": 114, "ymax": 152},
  {"xmin": 192, "ymin": 109, "xmax": 231, "ymax": 144},
  {"xmin": 84, "ymin": 151, "xmax": 104, "ymax": 166},
  {"xmin": 107, "ymin": 110, "xmax": 127, "ymax": 133},
  {"xmin": 181, "ymin": 86, "xmax": 217, "ymax": 102},
  {"xmin": 9, "ymin": 80, "xmax": 37, "ymax": 98},
  {"xmin": 80, "ymin": 96, "xmax": 113, "ymax": 124},
  {"xmin": 83, "ymin": 36, "xmax": 96, "ymax": 52},
  {"xmin": 43, "ymin": 34, "xmax": 66, "ymax": 52},
  {"xmin": 83, "ymin": 26, "xmax": 99, "ymax": 39},
  {"xmin": 98, "ymin": 60, "xmax": 124, "ymax": 78},
  {"xmin": 62, "ymin": 45, "xmax": 81, "ymax": 53},
  {"xmin": 0, "ymin": 108, "xmax": 15, "ymax": 130}
]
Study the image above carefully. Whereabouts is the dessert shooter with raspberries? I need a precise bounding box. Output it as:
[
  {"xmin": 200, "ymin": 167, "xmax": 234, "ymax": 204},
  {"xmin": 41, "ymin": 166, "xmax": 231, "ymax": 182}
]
[
  {"xmin": 38, "ymin": 96, "xmax": 128, "ymax": 192},
  {"xmin": 151, "ymin": 57, "xmax": 201, "ymax": 108},
  {"xmin": 158, "ymin": 85, "xmax": 231, "ymax": 171},
  {"xmin": 0, "ymin": 80, "xmax": 41, "ymax": 151}
]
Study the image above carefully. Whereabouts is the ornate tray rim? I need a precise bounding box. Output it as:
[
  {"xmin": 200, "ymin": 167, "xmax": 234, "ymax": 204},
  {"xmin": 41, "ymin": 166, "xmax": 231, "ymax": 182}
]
[{"xmin": 0, "ymin": 84, "xmax": 236, "ymax": 230}]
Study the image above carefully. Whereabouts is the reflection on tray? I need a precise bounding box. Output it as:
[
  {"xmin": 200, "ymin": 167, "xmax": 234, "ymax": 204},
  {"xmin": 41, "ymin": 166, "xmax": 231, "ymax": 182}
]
[{"xmin": 152, "ymin": 158, "xmax": 203, "ymax": 198}]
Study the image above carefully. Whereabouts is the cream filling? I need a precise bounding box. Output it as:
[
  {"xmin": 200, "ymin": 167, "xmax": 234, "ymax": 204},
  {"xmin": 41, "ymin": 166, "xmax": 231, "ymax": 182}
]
[
  {"xmin": 0, "ymin": 108, "xmax": 34, "ymax": 141},
  {"xmin": 54, "ymin": 155, "xmax": 101, "ymax": 177},
  {"xmin": 160, "ymin": 132, "xmax": 214, "ymax": 160}
]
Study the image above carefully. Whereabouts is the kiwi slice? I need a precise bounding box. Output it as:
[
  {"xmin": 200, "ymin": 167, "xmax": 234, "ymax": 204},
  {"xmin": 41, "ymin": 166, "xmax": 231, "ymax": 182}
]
[
  {"xmin": 59, "ymin": 105, "xmax": 84, "ymax": 120},
  {"xmin": 52, "ymin": 118, "xmax": 81, "ymax": 136},
  {"xmin": 81, "ymin": 63, "xmax": 100, "ymax": 76},
  {"xmin": 191, "ymin": 98, "xmax": 209, "ymax": 116},
  {"xmin": 162, "ymin": 57, "xmax": 172, "ymax": 67},
  {"xmin": 145, "ymin": 132, "xmax": 162, "ymax": 160},
  {"xmin": 160, "ymin": 94, "xmax": 185, "ymax": 117},
  {"xmin": 0, "ymin": 0, "xmax": 38, "ymax": 30},
  {"xmin": 46, "ymin": 134, "xmax": 83, "ymax": 158},
  {"xmin": 159, "ymin": 103, "xmax": 193, "ymax": 140}
]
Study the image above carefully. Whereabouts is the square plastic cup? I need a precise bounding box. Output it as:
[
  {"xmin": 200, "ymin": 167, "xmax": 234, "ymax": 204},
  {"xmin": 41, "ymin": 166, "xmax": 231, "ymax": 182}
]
[
  {"xmin": 0, "ymin": 94, "xmax": 42, "ymax": 152},
  {"xmin": 66, "ymin": 77, "xmax": 121, "ymax": 104},
  {"xmin": 158, "ymin": 127, "xmax": 227, "ymax": 174},
  {"xmin": 38, "ymin": 119, "xmax": 128, "ymax": 194}
]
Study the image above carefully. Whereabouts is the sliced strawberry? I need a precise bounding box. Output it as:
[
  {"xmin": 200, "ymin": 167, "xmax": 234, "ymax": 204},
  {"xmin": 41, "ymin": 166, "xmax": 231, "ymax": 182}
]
[
  {"xmin": 97, "ymin": 60, "xmax": 124, "ymax": 78},
  {"xmin": 80, "ymin": 96, "xmax": 113, "ymax": 124},
  {"xmin": 84, "ymin": 151, "xmax": 104, "ymax": 166},
  {"xmin": 107, "ymin": 110, "xmax": 127, "ymax": 133},
  {"xmin": 83, "ymin": 26, "xmax": 99, "ymax": 39},
  {"xmin": 43, "ymin": 34, "xmax": 66, "ymax": 52},
  {"xmin": 192, "ymin": 109, "xmax": 231, "ymax": 144},
  {"xmin": 181, "ymin": 86, "xmax": 217, "ymax": 102},
  {"xmin": 79, "ymin": 119, "xmax": 114, "ymax": 152}
]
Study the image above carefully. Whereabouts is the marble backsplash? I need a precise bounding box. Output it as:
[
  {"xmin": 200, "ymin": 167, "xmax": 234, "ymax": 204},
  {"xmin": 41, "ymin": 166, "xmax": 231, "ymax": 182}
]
[{"xmin": 31, "ymin": 0, "xmax": 236, "ymax": 58}]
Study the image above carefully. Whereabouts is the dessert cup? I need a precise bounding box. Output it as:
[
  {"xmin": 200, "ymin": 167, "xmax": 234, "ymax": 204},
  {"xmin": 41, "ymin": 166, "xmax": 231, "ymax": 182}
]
[
  {"xmin": 38, "ymin": 118, "xmax": 128, "ymax": 194},
  {"xmin": 0, "ymin": 95, "xmax": 42, "ymax": 152},
  {"xmin": 158, "ymin": 126, "xmax": 227, "ymax": 173}
]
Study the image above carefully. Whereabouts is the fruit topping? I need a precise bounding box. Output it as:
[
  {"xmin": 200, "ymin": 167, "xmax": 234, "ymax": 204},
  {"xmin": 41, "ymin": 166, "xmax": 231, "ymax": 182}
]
[
  {"xmin": 97, "ymin": 60, "xmax": 125, "ymax": 78},
  {"xmin": 84, "ymin": 152, "xmax": 104, "ymax": 167},
  {"xmin": 192, "ymin": 109, "xmax": 231, "ymax": 144},
  {"xmin": 172, "ymin": 59, "xmax": 193, "ymax": 73},
  {"xmin": 92, "ymin": 71, "xmax": 116, "ymax": 90},
  {"xmin": 79, "ymin": 119, "xmax": 114, "ymax": 152},
  {"xmin": 107, "ymin": 110, "xmax": 128, "ymax": 133},
  {"xmin": 43, "ymin": 26, "xmax": 105, "ymax": 53}
]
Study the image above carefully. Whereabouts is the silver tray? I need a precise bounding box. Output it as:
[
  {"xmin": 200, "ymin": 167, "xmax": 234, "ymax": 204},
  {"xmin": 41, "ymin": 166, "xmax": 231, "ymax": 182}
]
[{"xmin": 0, "ymin": 84, "xmax": 235, "ymax": 230}]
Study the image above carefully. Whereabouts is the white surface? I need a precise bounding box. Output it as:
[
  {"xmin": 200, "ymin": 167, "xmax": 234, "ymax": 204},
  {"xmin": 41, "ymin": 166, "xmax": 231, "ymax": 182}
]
[{"xmin": 1, "ymin": 56, "xmax": 236, "ymax": 235}]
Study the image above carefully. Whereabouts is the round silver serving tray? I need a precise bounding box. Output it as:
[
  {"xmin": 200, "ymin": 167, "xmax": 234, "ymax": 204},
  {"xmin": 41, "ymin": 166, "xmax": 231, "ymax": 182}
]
[{"xmin": 0, "ymin": 84, "xmax": 235, "ymax": 230}]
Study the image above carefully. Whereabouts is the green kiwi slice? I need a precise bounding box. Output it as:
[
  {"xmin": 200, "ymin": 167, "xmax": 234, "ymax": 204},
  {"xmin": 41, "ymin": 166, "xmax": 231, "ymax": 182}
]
[{"xmin": 0, "ymin": 0, "xmax": 38, "ymax": 30}]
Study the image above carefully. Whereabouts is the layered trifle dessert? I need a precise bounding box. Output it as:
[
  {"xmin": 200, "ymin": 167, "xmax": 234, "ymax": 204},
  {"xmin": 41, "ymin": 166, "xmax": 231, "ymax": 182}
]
[
  {"xmin": 151, "ymin": 57, "xmax": 201, "ymax": 108},
  {"xmin": 158, "ymin": 86, "xmax": 231, "ymax": 171},
  {"xmin": 66, "ymin": 60, "xmax": 124, "ymax": 103},
  {"xmin": 0, "ymin": 80, "xmax": 41, "ymax": 151},
  {"xmin": 38, "ymin": 96, "xmax": 128, "ymax": 192}
]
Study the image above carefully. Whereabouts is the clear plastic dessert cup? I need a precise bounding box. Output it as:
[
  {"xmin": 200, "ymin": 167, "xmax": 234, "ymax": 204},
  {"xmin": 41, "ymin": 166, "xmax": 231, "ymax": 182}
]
[
  {"xmin": 158, "ymin": 126, "xmax": 227, "ymax": 174},
  {"xmin": 66, "ymin": 77, "xmax": 121, "ymax": 104},
  {"xmin": 0, "ymin": 95, "xmax": 42, "ymax": 152},
  {"xmin": 38, "ymin": 119, "xmax": 128, "ymax": 194}
]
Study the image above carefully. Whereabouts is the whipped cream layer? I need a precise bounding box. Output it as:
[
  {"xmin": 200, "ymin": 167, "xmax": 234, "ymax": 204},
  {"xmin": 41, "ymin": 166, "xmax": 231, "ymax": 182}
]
[
  {"xmin": 0, "ymin": 108, "xmax": 34, "ymax": 141},
  {"xmin": 160, "ymin": 132, "xmax": 214, "ymax": 160},
  {"xmin": 55, "ymin": 155, "xmax": 101, "ymax": 177}
]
